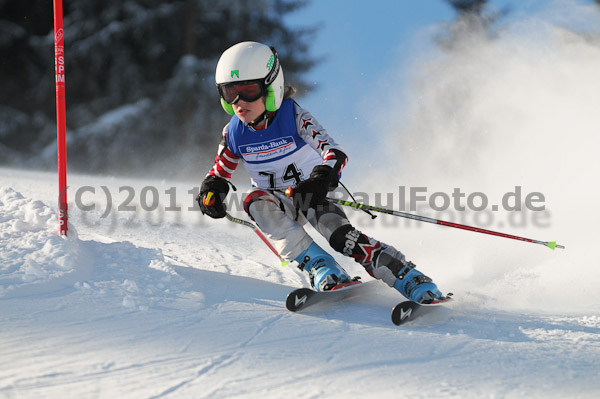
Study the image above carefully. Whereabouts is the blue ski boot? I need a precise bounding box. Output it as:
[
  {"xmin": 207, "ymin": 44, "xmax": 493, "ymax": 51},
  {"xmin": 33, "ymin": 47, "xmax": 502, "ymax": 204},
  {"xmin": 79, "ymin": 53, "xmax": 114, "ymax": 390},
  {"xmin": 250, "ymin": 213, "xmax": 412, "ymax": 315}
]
[
  {"xmin": 373, "ymin": 246, "xmax": 442, "ymax": 303},
  {"xmin": 296, "ymin": 242, "xmax": 352, "ymax": 291}
]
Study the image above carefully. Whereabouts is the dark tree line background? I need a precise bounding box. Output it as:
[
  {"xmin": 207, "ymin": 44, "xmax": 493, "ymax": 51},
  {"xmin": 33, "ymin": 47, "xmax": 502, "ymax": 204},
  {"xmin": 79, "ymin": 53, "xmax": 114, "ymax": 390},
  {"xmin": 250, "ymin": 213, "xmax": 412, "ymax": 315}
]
[
  {"xmin": 2, "ymin": 0, "xmax": 596, "ymax": 178},
  {"xmin": 0, "ymin": 0, "xmax": 315, "ymax": 177}
]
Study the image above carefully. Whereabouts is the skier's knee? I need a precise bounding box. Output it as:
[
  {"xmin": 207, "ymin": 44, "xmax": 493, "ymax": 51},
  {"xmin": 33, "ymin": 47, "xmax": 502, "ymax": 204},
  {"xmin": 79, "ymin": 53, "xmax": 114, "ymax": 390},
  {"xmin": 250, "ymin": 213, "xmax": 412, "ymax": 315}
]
[
  {"xmin": 243, "ymin": 189, "xmax": 281, "ymax": 219},
  {"xmin": 329, "ymin": 224, "xmax": 354, "ymax": 253}
]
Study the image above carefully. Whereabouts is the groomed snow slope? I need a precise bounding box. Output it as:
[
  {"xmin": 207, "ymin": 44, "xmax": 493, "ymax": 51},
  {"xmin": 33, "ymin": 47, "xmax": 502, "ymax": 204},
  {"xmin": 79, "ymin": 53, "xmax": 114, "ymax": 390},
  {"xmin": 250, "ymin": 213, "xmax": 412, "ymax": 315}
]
[
  {"xmin": 3, "ymin": 3, "xmax": 600, "ymax": 397},
  {"xmin": 1, "ymin": 168, "xmax": 599, "ymax": 399}
]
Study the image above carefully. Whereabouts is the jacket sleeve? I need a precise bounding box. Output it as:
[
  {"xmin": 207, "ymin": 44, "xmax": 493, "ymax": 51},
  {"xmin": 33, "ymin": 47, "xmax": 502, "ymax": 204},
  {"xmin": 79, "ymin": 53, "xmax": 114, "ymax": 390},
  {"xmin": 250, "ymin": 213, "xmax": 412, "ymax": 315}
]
[
  {"xmin": 294, "ymin": 101, "xmax": 348, "ymax": 176},
  {"xmin": 207, "ymin": 123, "xmax": 241, "ymax": 180}
]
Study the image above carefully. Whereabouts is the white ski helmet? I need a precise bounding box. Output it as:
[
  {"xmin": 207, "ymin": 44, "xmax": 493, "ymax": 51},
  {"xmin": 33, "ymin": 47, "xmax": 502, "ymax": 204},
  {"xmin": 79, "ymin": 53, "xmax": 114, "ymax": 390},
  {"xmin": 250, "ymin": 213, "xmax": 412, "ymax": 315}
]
[{"xmin": 215, "ymin": 41, "xmax": 284, "ymax": 115}]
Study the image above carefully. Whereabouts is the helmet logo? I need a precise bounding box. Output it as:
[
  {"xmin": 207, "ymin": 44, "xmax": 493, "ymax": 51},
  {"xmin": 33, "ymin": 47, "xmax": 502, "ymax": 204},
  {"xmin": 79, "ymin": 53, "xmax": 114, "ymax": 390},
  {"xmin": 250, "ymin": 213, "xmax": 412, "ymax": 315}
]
[
  {"xmin": 266, "ymin": 55, "xmax": 274, "ymax": 71},
  {"xmin": 231, "ymin": 70, "xmax": 239, "ymax": 78}
]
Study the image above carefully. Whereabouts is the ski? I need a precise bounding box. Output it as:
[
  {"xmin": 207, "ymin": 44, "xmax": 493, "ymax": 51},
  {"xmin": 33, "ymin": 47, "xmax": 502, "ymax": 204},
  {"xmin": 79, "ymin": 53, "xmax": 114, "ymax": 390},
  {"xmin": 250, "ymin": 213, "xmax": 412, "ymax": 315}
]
[
  {"xmin": 285, "ymin": 279, "xmax": 365, "ymax": 312},
  {"xmin": 287, "ymin": 281, "xmax": 454, "ymax": 326},
  {"xmin": 391, "ymin": 295, "xmax": 453, "ymax": 326}
]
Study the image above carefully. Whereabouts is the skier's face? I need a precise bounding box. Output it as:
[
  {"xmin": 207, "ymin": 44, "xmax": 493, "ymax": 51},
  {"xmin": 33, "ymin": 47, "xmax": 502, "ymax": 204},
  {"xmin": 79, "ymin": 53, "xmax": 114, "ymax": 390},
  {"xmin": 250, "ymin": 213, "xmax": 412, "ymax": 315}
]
[{"xmin": 232, "ymin": 97, "xmax": 266, "ymax": 125}]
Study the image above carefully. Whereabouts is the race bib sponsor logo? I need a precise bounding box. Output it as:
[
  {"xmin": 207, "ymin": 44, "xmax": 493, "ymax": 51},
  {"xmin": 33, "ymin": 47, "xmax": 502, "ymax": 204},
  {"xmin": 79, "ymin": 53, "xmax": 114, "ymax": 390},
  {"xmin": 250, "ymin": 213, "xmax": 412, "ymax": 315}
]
[{"xmin": 239, "ymin": 136, "xmax": 297, "ymax": 162}]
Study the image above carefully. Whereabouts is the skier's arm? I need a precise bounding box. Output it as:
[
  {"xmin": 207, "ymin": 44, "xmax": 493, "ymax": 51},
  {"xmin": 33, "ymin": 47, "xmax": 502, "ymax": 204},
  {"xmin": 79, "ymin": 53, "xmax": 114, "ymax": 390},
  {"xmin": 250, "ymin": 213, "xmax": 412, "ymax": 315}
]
[
  {"xmin": 294, "ymin": 102, "xmax": 348, "ymax": 182},
  {"xmin": 208, "ymin": 123, "xmax": 240, "ymax": 181},
  {"xmin": 198, "ymin": 124, "xmax": 240, "ymax": 218},
  {"xmin": 290, "ymin": 102, "xmax": 350, "ymax": 214}
]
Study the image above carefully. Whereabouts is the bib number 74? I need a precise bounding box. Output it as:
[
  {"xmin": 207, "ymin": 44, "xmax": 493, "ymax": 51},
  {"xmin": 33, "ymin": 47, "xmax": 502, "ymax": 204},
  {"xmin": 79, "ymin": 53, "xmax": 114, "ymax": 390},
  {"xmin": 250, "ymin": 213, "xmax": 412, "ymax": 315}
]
[{"xmin": 259, "ymin": 163, "xmax": 303, "ymax": 189}]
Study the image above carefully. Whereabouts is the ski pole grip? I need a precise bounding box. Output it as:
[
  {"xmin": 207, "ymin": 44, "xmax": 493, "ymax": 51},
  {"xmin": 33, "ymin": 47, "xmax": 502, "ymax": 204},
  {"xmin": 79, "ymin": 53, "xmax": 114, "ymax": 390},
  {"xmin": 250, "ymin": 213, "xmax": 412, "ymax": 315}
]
[
  {"xmin": 285, "ymin": 186, "xmax": 294, "ymax": 198},
  {"xmin": 203, "ymin": 191, "xmax": 216, "ymax": 207}
]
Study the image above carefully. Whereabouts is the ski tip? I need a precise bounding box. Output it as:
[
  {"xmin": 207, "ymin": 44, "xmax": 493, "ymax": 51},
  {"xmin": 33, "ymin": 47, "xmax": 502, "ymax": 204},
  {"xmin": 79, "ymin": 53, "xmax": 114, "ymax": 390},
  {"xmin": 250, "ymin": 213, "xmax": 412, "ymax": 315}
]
[
  {"xmin": 285, "ymin": 287, "xmax": 313, "ymax": 312},
  {"xmin": 391, "ymin": 301, "xmax": 420, "ymax": 326},
  {"xmin": 392, "ymin": 294, "xmax": 454, "ymax": 325}
]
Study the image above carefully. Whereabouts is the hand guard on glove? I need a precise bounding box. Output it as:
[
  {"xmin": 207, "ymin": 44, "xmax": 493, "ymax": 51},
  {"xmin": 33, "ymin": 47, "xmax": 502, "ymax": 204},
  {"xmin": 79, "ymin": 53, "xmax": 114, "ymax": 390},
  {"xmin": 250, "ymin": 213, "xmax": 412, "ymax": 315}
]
[
  {"xmin": 290, "ymin": 164, "xmax": 339, "ymax": 215},
  {"xmin": 197, "ymin": 175, "xmax": 230, "ymax": 219}
]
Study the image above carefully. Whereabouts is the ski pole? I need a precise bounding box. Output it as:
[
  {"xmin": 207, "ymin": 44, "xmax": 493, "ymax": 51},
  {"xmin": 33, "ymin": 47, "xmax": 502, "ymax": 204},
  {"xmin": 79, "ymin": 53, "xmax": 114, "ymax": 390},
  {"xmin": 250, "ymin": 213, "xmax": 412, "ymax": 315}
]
[
  {"xmin": 225, "ymin": 213, "xmax": 290, "ymax": 266},
  {"xmin": 328, "ymin": 197, "xmax": 564, "ymax": 250},
  {"xmin": 285, "ymin": 185, "xmax": 563, "ymax": 250},
  {"xmin": 201, "ymin": 191, "xmax": 288, "ymax": 265}
]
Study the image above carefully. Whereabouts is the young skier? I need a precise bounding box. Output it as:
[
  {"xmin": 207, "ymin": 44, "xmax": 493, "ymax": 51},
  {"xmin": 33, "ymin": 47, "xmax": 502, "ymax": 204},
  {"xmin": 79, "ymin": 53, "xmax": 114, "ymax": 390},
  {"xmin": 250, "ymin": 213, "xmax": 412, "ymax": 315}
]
[{"xmin": 198, "ymin": 41, "xmax": 444, "ymax": 303}]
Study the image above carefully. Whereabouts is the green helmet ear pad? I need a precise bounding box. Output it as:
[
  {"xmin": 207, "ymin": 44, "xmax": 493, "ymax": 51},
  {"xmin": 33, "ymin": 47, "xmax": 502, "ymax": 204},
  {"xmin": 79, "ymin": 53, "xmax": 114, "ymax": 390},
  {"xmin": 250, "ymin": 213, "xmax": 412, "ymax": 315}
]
[
  {"xmin": 221, "ymin": 84, "xmax": 275, "ymax": 115},
  {"xmin": 221, "ymin": 97, "xmax": 234, "ymax": 115},
  {"xmin": 264, "ymin": 85, "xmax": 276, "ymax": 112}
]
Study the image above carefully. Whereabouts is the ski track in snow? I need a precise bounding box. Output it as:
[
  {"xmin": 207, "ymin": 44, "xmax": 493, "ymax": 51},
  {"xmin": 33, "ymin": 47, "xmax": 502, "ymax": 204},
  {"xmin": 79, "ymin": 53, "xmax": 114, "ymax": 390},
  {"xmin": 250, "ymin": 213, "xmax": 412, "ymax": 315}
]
[{"xmin": 1, "ymin": 167, "xmax": 599, "ymax": 399}]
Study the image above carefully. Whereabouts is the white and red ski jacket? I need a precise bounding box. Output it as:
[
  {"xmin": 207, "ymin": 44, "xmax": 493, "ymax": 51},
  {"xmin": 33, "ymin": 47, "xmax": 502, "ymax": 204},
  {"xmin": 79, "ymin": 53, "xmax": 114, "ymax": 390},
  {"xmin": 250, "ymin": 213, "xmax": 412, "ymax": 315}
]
[{"xmin": 208, "ymin": 99, "xmax": 348, "ymax": 190}]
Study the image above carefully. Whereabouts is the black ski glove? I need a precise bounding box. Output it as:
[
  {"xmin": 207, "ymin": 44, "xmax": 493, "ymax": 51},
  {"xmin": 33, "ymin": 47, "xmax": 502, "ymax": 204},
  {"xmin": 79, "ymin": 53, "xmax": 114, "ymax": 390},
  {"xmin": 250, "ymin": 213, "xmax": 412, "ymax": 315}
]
[
  {"xmin": 290, "ymin": 165, "xmax": 338, "ymax": 214},
  {"xmin": 197, "ymin": 175, "xmax": 230, "ymax": 219}
]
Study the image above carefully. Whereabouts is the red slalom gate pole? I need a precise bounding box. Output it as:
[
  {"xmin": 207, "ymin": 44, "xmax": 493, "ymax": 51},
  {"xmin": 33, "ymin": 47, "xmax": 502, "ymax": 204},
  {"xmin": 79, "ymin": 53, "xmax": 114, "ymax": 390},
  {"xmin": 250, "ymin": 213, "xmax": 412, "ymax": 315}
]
[{"xmin": 53, "ymin": 0, "xmax": 68, "ymax": 236}]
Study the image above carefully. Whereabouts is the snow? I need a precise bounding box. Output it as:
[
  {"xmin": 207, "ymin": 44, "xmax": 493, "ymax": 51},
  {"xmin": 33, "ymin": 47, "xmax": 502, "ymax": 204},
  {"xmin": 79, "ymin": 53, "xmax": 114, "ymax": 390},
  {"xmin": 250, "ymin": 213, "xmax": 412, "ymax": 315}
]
[
  {"xmin": 1, "ymin": 167, "xmax": 599, "ymax": 399},
  {"xmin": 3, "ymin": 3, "xmax": 600, "ymax": 397}
]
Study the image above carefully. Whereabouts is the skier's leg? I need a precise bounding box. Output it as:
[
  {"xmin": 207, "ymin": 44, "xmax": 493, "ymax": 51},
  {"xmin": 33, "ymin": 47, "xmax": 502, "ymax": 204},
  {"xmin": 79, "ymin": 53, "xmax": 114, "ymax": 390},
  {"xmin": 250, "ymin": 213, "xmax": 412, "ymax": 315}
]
[
  {"xmin": 244, "ymin": 189, "xmax": 350, "ymax": 291},
  {"xmin": 294, "ymin": 241, "xmax": 351, "ymax": 291},
  {"xmin": 372, "ymin": 244, "xmax": 443, "ymax": 304},
  {"xmin": 310, "ymin": 204, "xmax": 442, "ymax": 303},
  {"xmin": 244, "ymin": 188, "xmax": 312, "ymax": 261}
]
